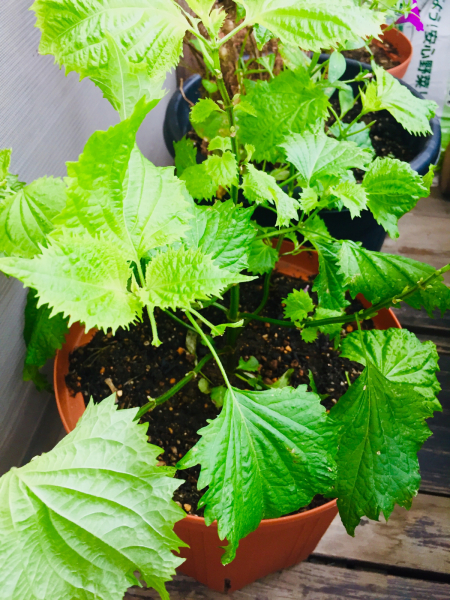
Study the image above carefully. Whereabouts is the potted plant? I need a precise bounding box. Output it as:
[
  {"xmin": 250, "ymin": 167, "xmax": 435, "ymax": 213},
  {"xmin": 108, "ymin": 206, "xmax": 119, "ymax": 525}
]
[{"xmin": 0, "ymin": 1, "xmax": 448, "ymax": 599}]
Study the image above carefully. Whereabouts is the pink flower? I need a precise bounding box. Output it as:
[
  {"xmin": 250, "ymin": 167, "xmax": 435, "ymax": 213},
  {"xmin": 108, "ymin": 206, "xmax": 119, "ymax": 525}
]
[{"xmin": 396, "ymin": 0, "xmax": 424, "ymax": 31}]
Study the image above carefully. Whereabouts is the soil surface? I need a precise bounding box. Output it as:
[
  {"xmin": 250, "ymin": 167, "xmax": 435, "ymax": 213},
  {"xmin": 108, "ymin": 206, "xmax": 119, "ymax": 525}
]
[
  {"xmin": 67, "ymin": 272, "xmax": 372, "ymax": 516},
  {"xmin": 341, "ymin": 38, "xmax": 402, "ymax": 71}
]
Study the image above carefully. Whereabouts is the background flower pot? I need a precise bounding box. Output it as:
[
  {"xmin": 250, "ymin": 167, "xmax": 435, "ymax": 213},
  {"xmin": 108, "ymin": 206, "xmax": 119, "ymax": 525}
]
[
  {"xmin": 163, "ymin": 67, "xmax": 440, "ymax": 252},
  {"xmin": 54, "ymin": 246, "xmax": 401, "ymax": 594},
  {"xmin": 381, "ymin": 26, "xmax": 413, "ymax": 79}
]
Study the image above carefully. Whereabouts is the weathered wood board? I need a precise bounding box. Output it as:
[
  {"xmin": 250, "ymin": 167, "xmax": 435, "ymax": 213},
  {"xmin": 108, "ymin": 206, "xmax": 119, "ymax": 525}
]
[
  {"xmin": 314, "ymin": 494, "xmax": 450, "ymax": 574},
  {"xmin": 125, "ymin": 562, "xmax": 450, "ymax": 599}
]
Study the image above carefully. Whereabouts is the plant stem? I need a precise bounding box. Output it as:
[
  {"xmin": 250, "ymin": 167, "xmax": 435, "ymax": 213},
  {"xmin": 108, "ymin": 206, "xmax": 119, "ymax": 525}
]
[
  {"xmin": 251, "ymin": 235, "xmax": 285, "ymax": 318},
  {"xmin": 135, "ymin": 352, "xmax": 215, "ymax": 420},
  {"xmin": 186, "ymin": 311, "xmax": 234, "ymax": 393},
  {"xmin": 241, "ymin": 313, "xmax": 296, "ymax": 327},
  {"xmin": 163, "ymin": 309, "xmax": 197, "ymax": 333},
  {"xmin": 308, "ymin": 52, "xmax": 321, "ymax": 75},
  {"xmin": 148, "ymin": 307, "xmax": 162, "ymax": 347},
  {"xmin": 226, "ymin": 284, "xmax": 241, "ymax": 369},
  {"xmin": 218, "ymin": 20, "xmax": 249, "ymax": 47}
]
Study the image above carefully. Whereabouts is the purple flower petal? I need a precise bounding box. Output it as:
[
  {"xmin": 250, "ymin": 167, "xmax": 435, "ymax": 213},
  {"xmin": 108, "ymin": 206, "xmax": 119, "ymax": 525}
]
[{"xmin": 396, "ymin": 1, "xmax": 424, "ymax": 32}]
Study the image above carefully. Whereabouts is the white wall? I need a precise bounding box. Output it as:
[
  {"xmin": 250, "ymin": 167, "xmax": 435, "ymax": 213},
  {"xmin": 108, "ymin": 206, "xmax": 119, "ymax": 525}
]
[{"xmin": 0, "ymin": 0, "xmax": 176, "ymax": 473}]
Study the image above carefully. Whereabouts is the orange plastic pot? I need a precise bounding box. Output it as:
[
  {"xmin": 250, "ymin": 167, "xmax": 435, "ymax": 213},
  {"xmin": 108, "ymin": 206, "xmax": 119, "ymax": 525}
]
[
  {"xmin": 54, "ymin": 246, "xmax": 401, "ymax": 593},
  {"xmin": 382, "ymin": 27, "xmax": 413, "ymax": 79}
]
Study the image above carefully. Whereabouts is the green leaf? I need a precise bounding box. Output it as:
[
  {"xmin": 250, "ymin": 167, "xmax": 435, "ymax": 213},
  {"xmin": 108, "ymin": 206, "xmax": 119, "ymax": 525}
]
[
  {"xmin": 23, "ymin": 289, "xmax": 69, "ymax": 390},
  {"xmin": 247, "ymin": 238, "xmax": 278, "ymax": 275},
  {"xmin": 0, "ymin": 149, "xmax": 12, "ymax": 186},
  {"xmin": 208, "ymin": 136, "xmax": 233, "ymax": 153},
  {"xmin": 253, "ymin": 23, "xmax": 274, "ymax": 49},
  {"xmin": 330, "ymin": 331, "xmax": 439, "ymax": 535},
  {"xmin": 204, "ymin": 151, "xmax": 238, "ymax": 188},
  {"xmin": 0, "ymin": 232, "xmax": 142, "ymax": 334},
  {"xmin": 329, "ymin": 181, "xmax": 368, "ymax": 219},
  {"xmin": 191, "ymin": 98, "xmax": 224, "ymax": 125},
  {"xmin": 236, "ymin": 0, "xmax": 384, "ymax": 52},
  {"xmin": 63, "ymin": 101, "xmax": 192, "ymax": 262},
  {"xmin": 278, "ymin": 43, "xmax": 310, "ymax": 72},
  {"xmin": 199, "ymin": 378, "xmax": 212, "ymax": 394},
  {"xmin": 284, "ymin": 289, "xmax": 314, "ymax": 322},
  {"xmin": 0, "ymin": 177, "xmax": 66, "ymax": 258},
  {"xmin": 341, "ymin": 329, "xmax": 442, "ymax": 411},
  {"xmin": 237, "ymin": 70, "xmax": 330, "ymax": 163},
  {"xmin": 299, "ymin": 187, "xmax": 319, "ymax": 213},
  {"xmin": 32, "ymin": 0, "xmax": 188, "ymax": 84},
  {"xmin": 308, "ymin": 307, "xmax": 344, "ymax": 340},
  {"xmin": 174, "ymin": 137, "xmax": 197, "ymax": 177},
  {"xmin": 183, "ymin": 200, "xmax": 256, "ymax": 273},
  {"xmin": 328, "ymin": 51, "xmax": 346, "ymax": 83},
  {"xmin": 211, "ymin": 385, "xmax": 226, "ymax": 408},
  {"xmin": 270, "ymin": 368, "xmax": 294, "ymax": 388},
  {"xmin": 361, "ymin": 65, "xmax": 438, "ymax": 136},
  {"xmin": 338, "ymin": 240, "xmax": 450, "ymax": 316},
  {"xmin": 202, "ymin": 79, "xmax": 218, "ymax": 94},
  {"xmin": 180, "ymin": 164, "xmax": 217, "ymax": 201},
  {"xmin": 330, "ymin": 122, "xmax": 374, "ymax": 154},
  {"xmin": 139, "ymin": 246, "xmax": 253, "ymax": 311},
  {"xmin": 178, "ymin": 386, "xmax": 339, "ymax": 563},
  {"xmin": 280, "ymin": 130, "xmax": 372, "ymax": 188},
  {"xmin": 0, "ymin": 395, "xmax": 186, "ymax": 600},
  {"xmin": 192, "ymin": 109, "xmax": 230, "ymax": 142},
  {"xmin": 301, "ymin": 328, "xmax": 319, "ymax": 343},
  {"xmin": 92, "ymin": 34, "xmax": 165, "ymax": 119},
  {"xmin": 362, "ymin": 157, "xmax": 429, "ymax": 238},
  {"xmin": 186, "ymin": 0, "xmax": 215, "ymax": 18},
  {"xmin": 242, "ymin": 164, "xmax": 300, "ymax": 227},
  {"xmin": 238, "ymin": 356, "xmax": 260, "ymax": 372}
]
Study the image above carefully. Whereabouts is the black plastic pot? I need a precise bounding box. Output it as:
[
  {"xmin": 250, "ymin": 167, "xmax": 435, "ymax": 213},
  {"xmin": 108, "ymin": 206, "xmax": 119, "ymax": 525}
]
[{"xmin": 164, "ymin": 64, "xmax": 441, "ymax": 251}]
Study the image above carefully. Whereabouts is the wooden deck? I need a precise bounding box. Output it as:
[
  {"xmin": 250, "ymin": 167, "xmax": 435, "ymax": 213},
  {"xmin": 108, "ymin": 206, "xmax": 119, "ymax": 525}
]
[{"xmin": 125, "ymin": 188, "xmax": 450, "ymax": 598}]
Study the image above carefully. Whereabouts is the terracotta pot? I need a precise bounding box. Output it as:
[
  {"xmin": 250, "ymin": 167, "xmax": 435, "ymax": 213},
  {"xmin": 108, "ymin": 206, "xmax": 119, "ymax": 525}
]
[
  {"xmin": 54, "ymin": 246, "xmax": 401, "ymax": 594},
  {"xmin": 382, "ymin": 27, "xmax": 413, "ymax": 79}
]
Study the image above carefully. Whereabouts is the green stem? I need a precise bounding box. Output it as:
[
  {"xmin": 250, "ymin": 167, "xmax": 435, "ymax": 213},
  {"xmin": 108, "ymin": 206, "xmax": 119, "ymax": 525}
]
[
  {"xmin": 308, "ymin": 52, "xmax": 321, "ymax": 75},
  {"xmin": 344, "ymin": 120, "xmax": 376, "ymax": 138},
  {"xmin": 218, "ymin": 20, "xmax": 249, "ymax": 47},
  {"xmin": 189, "ymin": 307, "xmax": 222, "ymax": 335},
  {"xmin": 135, "ymin": 352, "xmax": 215, "ymax": 420},
  {"xmin": 241, "ymin": 313, "xmax": 296, "ymax": 327},
  {"xmin": 355, "ymin": 313, "xmax": 369, "ymax": 362},
  {"xmin": 148, "ymin": 307, "xmax": 162, "ymax": 347},
  {"xmin": 163, "ymin": 309, "xmax": 197, "ymax": 333},
  {"xmin": 186, "ymin": 311, "xmax": 234, "ymax": 393},
  {"xmin": 251, "ymin": 235, "xmax": 285, "ymax": 318}
]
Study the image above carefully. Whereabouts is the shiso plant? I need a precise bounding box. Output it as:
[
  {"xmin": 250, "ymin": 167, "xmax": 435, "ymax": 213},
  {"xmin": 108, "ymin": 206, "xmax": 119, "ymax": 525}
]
[{"xmin": 0, "ymin": 1, "xmax": 449, "ymax": 598}]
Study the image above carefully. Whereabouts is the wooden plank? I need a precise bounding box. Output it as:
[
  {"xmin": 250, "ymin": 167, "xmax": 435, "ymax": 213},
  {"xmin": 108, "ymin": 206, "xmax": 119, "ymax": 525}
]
[
  {"xmin": 125, "ymin": 563, "xmax": 450, "ymax": 599},
  {"xmin": 314, "ymin": 494, "xmax": 450, "ymax": 574},
  {"xmin": 391, "ymin": 304, "xmax": 450, "ymax": 337}
]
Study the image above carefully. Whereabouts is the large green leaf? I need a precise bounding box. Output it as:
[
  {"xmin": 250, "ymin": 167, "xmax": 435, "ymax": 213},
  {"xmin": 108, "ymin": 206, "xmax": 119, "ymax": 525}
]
[
  {"xmin": 341, "ymin": 329, "xmax": 441, "ymax": 410},
  {"xmin": 178, "ymin": 386, "xmax": 339, "ymax": 563},
  {"xmin": 190, "ymin": 98, "xmax": 224, "ymax": 125},
  {"xmin": 139, "ymin": 246, "xmax": 253, "ymax": 311},
  {"xmin": 338, "ymin": 240, "xmax": 450, "ymax": 316},
  {"xmin": 361, "ymin": 65, "xmax": 438, "ymax": 136},
  {"xmin": 62, "ymin": 101, "xmax": 192, "ymax": 263},
  {"xmin": 91, "ymin": 34, "xmax": 165, "ymax": 119},
  {"xmin": 180, "ymin": 164, "xmax": 218, "ymax": 201},
  {"xmin": 0, "ymin": 177, "xmax": 66, "ymax": 258},
  {"xmin": 330, "ymin": 330, "xmax": 439, "ymax": 535},
  {"xmin": 283, "ymin": 289, "xmax": 314, "ymax": 322},
  {"xmin": 174, "ymin": 137, "xmax": 197, "ymax": 177},
  {"xmin": 183, "ymin": 200, "xmax": 256, "ymax": 273},
  {"xmin": 0, "ymin": 232, "xmax": 142, "ymax": 333},
  {"xmin": 280, "ymin": 131, "xmax": 371, "ymax": 188},
  {"xmin": 242, "ymin": 164, "xmax": 299, "ymax": 226},
  {"xmin": 0, "ymin": 395, "xmax": 186, "ymax": 600},
  {"xmin": 237, "ymin": 0, "xmax": 384, "ymax": 52},
  {"xmin": 32, "ymin": 0, "xmax": 188, "ymax": 83},
  {"xmin": 23, "ymin": 289, "xmax": 69, "ymax": 391},
  {"xmin": 327, "ymin": 181, "xmax": 368, "ymax": 219},
  {"xmin": 362, "ymin": 157, "xmax": 430, "ymax": 238},
  {"xmin": 247, "ymin": 238, "xmax": 278, "ymax": 275},
  {"xmin": 237, "ymin": 70, "xmax": 330, "ymax": 163}
]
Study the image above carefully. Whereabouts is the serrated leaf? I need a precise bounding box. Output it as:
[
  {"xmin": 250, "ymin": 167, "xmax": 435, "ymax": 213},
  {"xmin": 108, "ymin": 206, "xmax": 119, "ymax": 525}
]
[
  {"xmin": 32, "ymin": 0, "xmax": 188, "ymax": 85},
  {"xmin": 180, "ymin": 164, "xmax": 218, "ymax": 201},
  {"xmin": 0, "ymin": 232, "xmax": 142, "ymax": 333},
  {"xmin": 330, "ymin": 331, "xmax": 439, "ymax": 535},
  {"xmin": 139, "ymin": 246, "xmax": 253, "ymax": 311},
  {"xmin": 253, "ymin": 23, "xmax": 274, "ymax": 49},
  {"xmin": 237, "ymin": 70, "xmax": 330, "ymax": 163},
  {"xmin": 338, "ymin": 240, "xmax": 450, "ymax": 316},
  {"xmin": 237, "ymin": 0, "xmax": 384, "ymax": 52},
  {"xmin": 23, "ymin": 288, "xmax": 69, "ymax": 389},
  {"xmin": 271, "ymin": 368, "xmax": 294, "ymax": 388},
  {"xmin": 242, "ymin": 164, "xmax": 299, "ymax": 227},
  {"xmin": 204, "ymin": 151, "xmax": 238, "ymax": 188},
  {"xmin": 0, "ymin": 149, "xmax": 12, "ymax": 186},
  {"xmin": 186, "ymin": 0, "xmax": 215, "ymax": 18},
  {"xmin": 183, "ymin": 200, "xmax": 256, "ymax": 273},
  {"xmin": 310, "ymin": 307, "xmax": 343, "ymax": 339},
  {"xmin": 238, "ymin": 356, "xmax": 260, "ymax": 372},
  {"xmin": 0, "ymin": 395, "xmax": 186, "ymax": 600},
  {"xmin": 278, "ymin": 43, "xmax": 310, "ymax": 72},
  {"xmin": 362, "ymin": 157, "xmax": 429, "ymax": 238},
  {"xmin": 0, "ymin": 177, "xmax": 66, "ymax": 258},
  {"xmin": 299, "ymin": 187, "xmax": 319, "ymax": 213},
  {"xmin": 193, "ymin": 109, "xmax": 230, "ymax": 142},
  {"xmin": 208, "ymin": 136, "xmax": 233, "ymax": 153},
  {"xmin": 247, "ymin": 238, "xmax": 278, "ymax": 275},
  {"xmin": 284, "ymin": 289, "xmax": 314, "ymax": 322},
  {"xmin": 174, "ymin": 137, "xmax": 197, "ymax": 177},
  {"xmin": 62, "ymin": 100, "xmax": 192, "ymax": 262},
  {"xmin": 341, "ymin": 329, "xmax": 441, "ymax": 410},
  {"xmin": 301, "ymin": 328, "xmax": 319, "ymax": 343},
  {"xmin": 178, "ymin": 386, "xmax": 339, "ymax": 563},
  {"xmin": 92, "ymin": 34, "xmax": 165, "ymax": 119},
  {"xmin": 280, "ymin": 130, "xmax": 371, "ymax": 188},
  {"xmin": 191, "ymin": 98, "xmax": 224, "ymax": 125},
  {"xmin": 361, "ymin": 65, "xmax": 437, "ymax": 136},
  {"xmin": 329, "ymin": 181, "xmax": 368, "ymax": 219}
]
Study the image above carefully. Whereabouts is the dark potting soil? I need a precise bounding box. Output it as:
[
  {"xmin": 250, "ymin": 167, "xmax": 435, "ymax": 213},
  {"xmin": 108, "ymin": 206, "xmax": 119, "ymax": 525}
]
[
  {"xmin": 67, "ymin": 272, "xmax": 371, "ymax": 517},
  {"xmin": 341, "ymin": 38, "xmax": 401, "ymax": 71}
]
